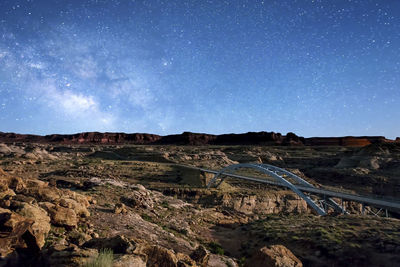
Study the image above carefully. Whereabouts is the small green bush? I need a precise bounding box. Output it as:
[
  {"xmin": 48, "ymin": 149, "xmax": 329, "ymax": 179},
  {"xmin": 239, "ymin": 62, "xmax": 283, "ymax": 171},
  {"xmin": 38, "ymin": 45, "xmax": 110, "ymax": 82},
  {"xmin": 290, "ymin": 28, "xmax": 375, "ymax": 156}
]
[
  {"xmin": 83, "ymin": 248, "xmax": 113, "ymax": 267},
  {"xmin": 208, "ymin": 241, "xmax": 224, "ymax": 255},
  {"xmin": 239, "ymin": 257, "xmax": 247, "ymax": 267},
  {"xmin": 161, "ymin": 201, "xmax": 170, "ymax": 209},
  {"xmin": 141, "ymin": 213, "xmax": 153, "ymax": 222}
]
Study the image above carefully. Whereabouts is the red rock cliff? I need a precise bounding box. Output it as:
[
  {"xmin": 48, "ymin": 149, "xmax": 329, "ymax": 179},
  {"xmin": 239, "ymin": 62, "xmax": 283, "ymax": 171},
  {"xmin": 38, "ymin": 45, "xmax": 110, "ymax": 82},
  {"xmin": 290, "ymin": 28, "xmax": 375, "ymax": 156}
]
[{"xmin": 0, "ymin": 131, "xmax": 392, "ymax": 146}]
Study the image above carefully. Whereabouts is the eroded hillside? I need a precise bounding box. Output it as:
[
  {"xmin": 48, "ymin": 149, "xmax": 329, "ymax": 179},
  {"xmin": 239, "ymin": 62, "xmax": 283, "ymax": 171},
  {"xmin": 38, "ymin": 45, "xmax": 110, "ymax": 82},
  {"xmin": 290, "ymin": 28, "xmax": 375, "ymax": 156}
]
[{"xmin": 0, "ymin": 143, "xmax": 399, "ymax": 266}]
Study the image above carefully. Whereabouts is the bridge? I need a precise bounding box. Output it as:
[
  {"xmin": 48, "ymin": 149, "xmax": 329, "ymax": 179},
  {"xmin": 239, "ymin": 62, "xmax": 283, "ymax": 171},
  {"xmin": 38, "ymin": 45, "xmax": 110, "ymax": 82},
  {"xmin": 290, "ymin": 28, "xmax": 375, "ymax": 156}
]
[{"xmin": 195, "ymin": 163, "xmax": 400, "ymax": 216}]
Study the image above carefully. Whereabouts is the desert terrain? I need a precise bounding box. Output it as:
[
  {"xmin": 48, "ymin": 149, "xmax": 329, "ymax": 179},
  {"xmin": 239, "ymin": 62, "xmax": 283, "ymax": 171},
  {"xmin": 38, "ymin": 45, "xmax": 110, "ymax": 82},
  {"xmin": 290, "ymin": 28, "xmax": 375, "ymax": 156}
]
[{"xmin": 0, "ymin": 132, "xmax": 400, "ymax": 266}]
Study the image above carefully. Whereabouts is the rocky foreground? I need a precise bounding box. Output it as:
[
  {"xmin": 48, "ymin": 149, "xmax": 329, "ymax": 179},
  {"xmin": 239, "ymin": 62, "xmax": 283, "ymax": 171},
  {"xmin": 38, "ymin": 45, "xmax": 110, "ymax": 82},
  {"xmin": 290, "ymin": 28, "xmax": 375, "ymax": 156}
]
[{"xmin": 0, "ymin": 142, "xmax": 399, "ymax": 266}]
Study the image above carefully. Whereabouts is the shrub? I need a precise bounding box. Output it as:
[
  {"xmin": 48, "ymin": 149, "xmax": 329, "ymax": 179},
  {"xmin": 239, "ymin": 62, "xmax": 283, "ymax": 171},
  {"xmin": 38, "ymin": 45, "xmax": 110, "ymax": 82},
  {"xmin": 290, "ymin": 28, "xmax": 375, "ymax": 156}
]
[
  {"xmin": 161, "ymin": 201, "xmax": 170, "ymax": 209},
  {"xmin": 208, "ymin": 241, "xmax": 224, "ymax": 255},
  {"xmin": 141, "ymin": 213, "xmax": 153, "ymax": 222}
]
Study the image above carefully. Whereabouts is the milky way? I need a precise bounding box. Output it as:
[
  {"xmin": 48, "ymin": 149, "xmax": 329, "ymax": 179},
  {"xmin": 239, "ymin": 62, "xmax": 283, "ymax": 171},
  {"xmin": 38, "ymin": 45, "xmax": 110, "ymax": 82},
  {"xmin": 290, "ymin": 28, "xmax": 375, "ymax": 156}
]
[{"xmin": 0, "ymin": 0, "xmax": 399, "ymax": 138}]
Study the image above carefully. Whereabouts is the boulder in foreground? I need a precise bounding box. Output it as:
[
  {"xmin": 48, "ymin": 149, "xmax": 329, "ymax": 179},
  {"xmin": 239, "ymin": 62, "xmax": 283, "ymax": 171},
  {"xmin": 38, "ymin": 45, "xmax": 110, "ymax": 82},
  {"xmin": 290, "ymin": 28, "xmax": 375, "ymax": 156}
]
[{"xmin": 245, "ymin": 245, "xmax": 302, "ymax": 267}]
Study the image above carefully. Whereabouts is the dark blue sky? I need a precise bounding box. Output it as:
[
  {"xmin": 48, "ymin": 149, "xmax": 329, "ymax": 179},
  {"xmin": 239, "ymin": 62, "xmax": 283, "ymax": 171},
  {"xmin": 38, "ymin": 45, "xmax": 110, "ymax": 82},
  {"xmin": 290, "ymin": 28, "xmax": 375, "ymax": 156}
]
[{"xmin": 0, "ymin": 0, "xmax": 399, "ymax": 138}]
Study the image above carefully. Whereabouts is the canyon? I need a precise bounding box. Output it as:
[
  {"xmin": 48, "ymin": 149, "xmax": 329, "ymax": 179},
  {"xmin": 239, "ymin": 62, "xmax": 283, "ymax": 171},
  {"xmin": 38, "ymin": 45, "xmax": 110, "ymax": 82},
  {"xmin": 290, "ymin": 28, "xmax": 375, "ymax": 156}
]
[{"xmin": 0, "ymin": 138, "xmax": 399, "ymax": 266}]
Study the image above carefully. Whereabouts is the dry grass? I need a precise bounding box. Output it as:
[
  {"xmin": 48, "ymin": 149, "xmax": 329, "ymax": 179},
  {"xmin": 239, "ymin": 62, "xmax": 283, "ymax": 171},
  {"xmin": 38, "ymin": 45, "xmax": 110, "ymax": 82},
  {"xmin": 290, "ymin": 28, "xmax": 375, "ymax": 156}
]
[{"xmin": 83, "ymin": 249, "xmax": 113, "ymax": 267}]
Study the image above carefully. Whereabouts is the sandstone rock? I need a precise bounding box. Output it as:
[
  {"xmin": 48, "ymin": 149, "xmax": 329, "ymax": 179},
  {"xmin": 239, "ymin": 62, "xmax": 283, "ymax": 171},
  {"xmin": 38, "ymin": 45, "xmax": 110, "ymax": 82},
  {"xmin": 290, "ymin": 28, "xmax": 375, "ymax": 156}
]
[
  {"xmin": 359, "ymin": 157, "xmax": 381, "ymax": 169},
  {"xmin": 91, "ymin": 232, "xmax": 99, "ymax": 238},
  {"xmin": 63, "ymin": 190, "xmax": 91, "ymax": 208},
  {"xmin": 139, "ymin": 245, "xmax": 177, "ymax": 267},
  {"xmin": 24, "ymin": 185, "xmax": 62, "ymax": 202},
  {"xmin": 200, "ymin": 171, "xmax": 215, "ymax": 186},
  {"xmin": 176, "ymin": 252, "xmax": 198, "ymax": 266},
  {"xmin": 263, "ymin": 151, "xmax": 283, "ymax": 162},
  {"xmin": 58, "ymin": 198, "xmax": 90, "ymax": 217},
  {"xmin": 222, "ymin": 192, "xmax": 308, "ymax": 215},
  {"xmin": 335, "ymin": 143, "xmax": 398, "ymax": 172},
  {"xmin": 114, "ymin": 203, "xmax": 128, "ymax": 214},
  {"xmin": 8, "ymin": 177, "xmax": 26, "ymax": 193},
  {"xmin": 0, "ymin": 143, "xmax": 12, "ymax": 154},
  {"xmin": 0, "ymin": 199, "xmax": 11, "ymax": 208},
  {"xmin": 121, "ymin": 190, "xmax": 154, "ymax": 209},
  {"xmin": 15, "ymin": 203, "xmax": 51, "ymax": 248},
  {"xmin": 0, "ymin": 180, "xmax": 8, "ymax": 192},
  {"xmin": 12, "ymin": 194, "xmax": 36, "ymax": 204},
  {"xmin": 0, "ymin": 131, "xmax": 393, "ymax": 146},
  {"xmin": 224, "ymin": 153, "xmax": 262, "ymax": 163},
  {"xmin": 83, "ymin": 235, "xmax": 135, "ymax": 254},
  {"xmin": 207, "ymin": 254, "xmax": 238, "ymax": 267},
  {"xmin": 68, "ymin": 229, "xmax": 92, "ymax": 246},
  {"xmin": 245, "ymin": 245, "xmax": 302, "ymax": 267},
  {"xmin": 351, "ymin": 167, "xmax": 370, "ymax": 175},
  {"xmin": 135, "ymin": 184, "xmax": 147, "ymax": 191},
  {"xmin": 190, "ymin": 245, "xmax": 209, "ymax": 267},
  {"xmin": 305, "ymin": 137, "xmax": 374, "ymax": 146},
  {"xmin": 23, "ymin": 152, "xmax": 38, "ymax": 160},
  {"xmin": 24, "ymin": 179, "xmax": 48, "ymax": 188},
  {"xmin": 52, "ymin": 237, "xmax": 69, "ymax": 251},
  {"xmin": 0, "ymin": 208, "xmax": 40, "ymax": 257},
  {"xmin": 113, "ymin": 254, "xmax": 146, "ymax": 267},
  {"xmin": 0, "ymin": 172, "xmax": 25, "ymax": 193},
  {"xmin": 38, "ymin": 201, "xmax": 56, "ymax": 212},
  {"xmin": 0, "ymin": 188, "xmax": 16, "ymax": 199},
  {"xmin": 48, "ymin": 205, "xmax": 78, "ymax": 227},
  {"xmin": 58, "ymin": 198, "xmax": 73, "ymax": 208}
]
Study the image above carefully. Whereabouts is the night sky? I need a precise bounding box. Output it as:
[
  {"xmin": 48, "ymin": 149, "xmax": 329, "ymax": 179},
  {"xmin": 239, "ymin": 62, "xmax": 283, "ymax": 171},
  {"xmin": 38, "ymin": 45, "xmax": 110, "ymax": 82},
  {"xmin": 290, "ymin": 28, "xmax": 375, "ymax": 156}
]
[{"xmin": 0, "ymin": 0, "xmax": 399, "ymax": 138}]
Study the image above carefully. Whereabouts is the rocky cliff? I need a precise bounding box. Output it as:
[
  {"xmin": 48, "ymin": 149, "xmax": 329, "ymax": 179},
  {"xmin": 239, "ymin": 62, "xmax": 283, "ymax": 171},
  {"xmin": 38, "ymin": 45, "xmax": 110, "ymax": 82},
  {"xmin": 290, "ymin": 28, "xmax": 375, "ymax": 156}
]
[
  {"xmin": 0, "ymin": 131, "xmax": 394, "ymax": 146},
  {"xmin": 304, "ymin": 136, "xmax": 388, "ymax": 146},
  {"xmin": 0, "ymin": 132, "xmax": 162, "ymax": 144}
]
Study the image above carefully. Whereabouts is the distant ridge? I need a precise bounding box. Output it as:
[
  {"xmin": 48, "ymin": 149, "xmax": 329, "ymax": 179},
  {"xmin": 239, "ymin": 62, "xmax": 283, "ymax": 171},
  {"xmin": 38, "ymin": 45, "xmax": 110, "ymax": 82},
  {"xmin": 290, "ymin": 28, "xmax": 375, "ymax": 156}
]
[{"xmin": 0, "ymin": 131, "xmax": 396, "ymax": 147}]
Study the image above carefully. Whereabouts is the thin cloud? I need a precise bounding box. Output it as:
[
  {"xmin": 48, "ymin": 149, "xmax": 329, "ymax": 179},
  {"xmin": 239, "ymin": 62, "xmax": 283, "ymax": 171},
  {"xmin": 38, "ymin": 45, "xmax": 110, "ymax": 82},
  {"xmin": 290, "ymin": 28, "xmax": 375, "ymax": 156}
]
[
  {"xmin": 0, "ymin": 24, "xmax": 175, "ymax": 134},
  {"xmin": 34, "ymin": 79, "xmax": 117, "ymax": 129}
]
